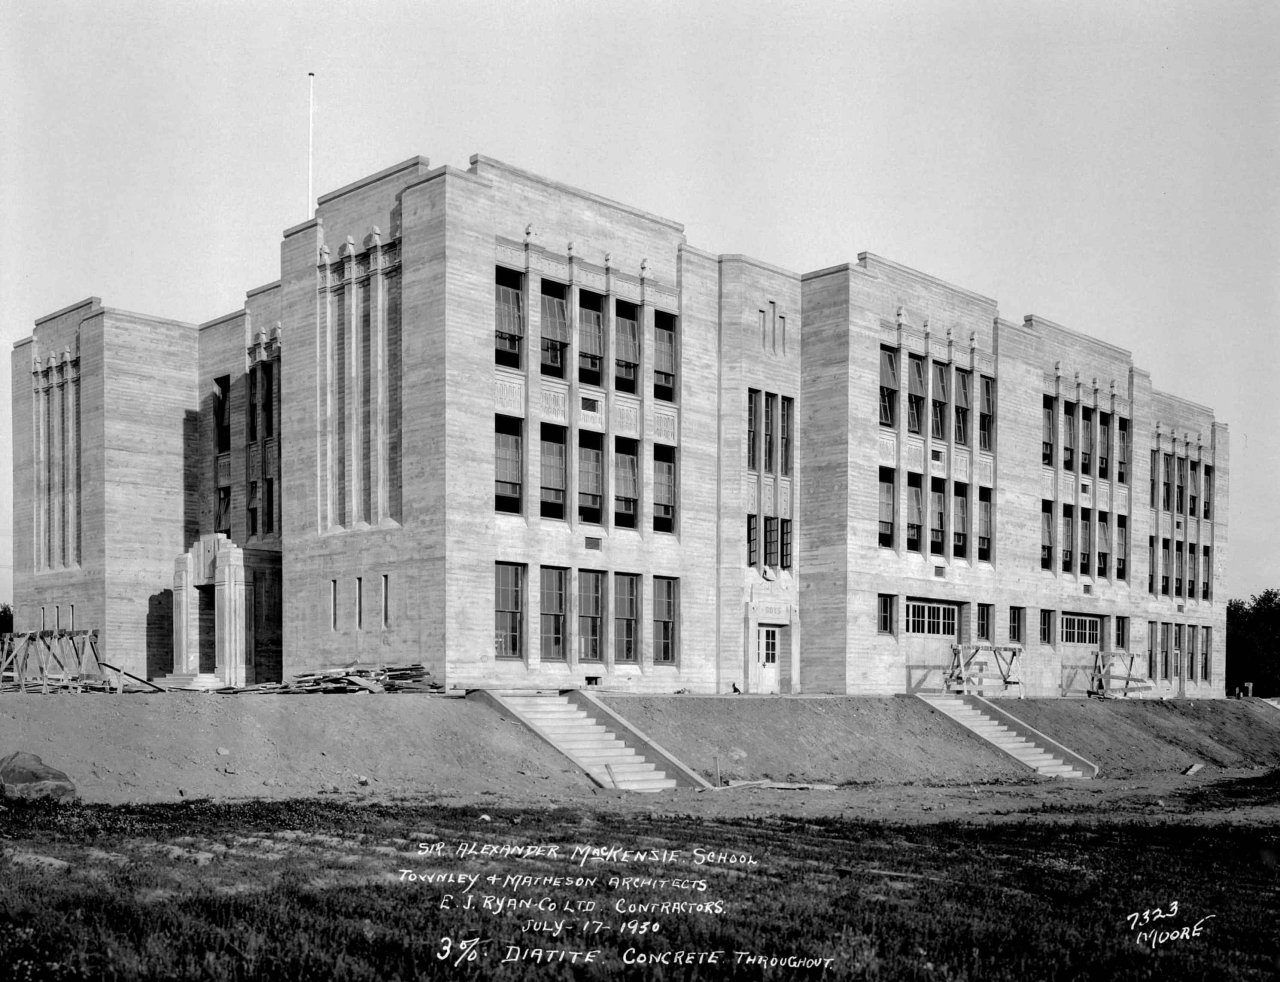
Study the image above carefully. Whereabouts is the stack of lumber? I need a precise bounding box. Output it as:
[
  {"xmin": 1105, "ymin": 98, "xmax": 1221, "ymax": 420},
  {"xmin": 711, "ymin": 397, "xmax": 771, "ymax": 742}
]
[{"xmin": 228, "ymin": 663, "xmax": 440, "ymax": 695}]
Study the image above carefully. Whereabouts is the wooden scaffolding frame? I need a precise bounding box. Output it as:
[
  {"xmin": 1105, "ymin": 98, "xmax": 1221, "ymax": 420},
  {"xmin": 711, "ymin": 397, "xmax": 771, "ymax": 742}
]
[
  {"xmin": 946, "ymin": 643, "xmax": 1024, "ymax": 695},
  {"xmin": 1086, "ymin": 648, "xmax": 1151, "ymax": 698},
  {"xmin": 0, "ymin": 630, "xmax": 163, "ymax": 694}
]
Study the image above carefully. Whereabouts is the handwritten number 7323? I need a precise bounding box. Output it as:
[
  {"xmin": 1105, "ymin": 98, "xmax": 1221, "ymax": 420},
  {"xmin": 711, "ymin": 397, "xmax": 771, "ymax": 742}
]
[{"xmin": 1127, "ymin": 901, "xmax": 1178, "ymax": 930}]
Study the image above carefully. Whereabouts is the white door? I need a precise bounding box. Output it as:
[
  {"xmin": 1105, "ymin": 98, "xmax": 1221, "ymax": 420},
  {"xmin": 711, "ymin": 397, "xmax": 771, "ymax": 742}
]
[{"xmin": 756, "ymin": 626, "xmax": 780, "ymax": 694}]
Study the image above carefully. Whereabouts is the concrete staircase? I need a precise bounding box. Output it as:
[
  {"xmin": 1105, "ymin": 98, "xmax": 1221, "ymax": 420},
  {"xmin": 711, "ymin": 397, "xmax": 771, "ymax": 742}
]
[
  {"xmin": 917, "ymin": 692, "xmax": 1093, "ymax": 779},
  {"xmin": 497, "ymin": 693, "xmax": 680, "ymax": 792}
]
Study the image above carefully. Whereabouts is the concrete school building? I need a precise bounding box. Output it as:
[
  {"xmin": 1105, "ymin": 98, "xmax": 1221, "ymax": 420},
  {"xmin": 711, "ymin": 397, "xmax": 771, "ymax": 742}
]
[{"xmin": 8, "ymin": 154, "xmax": 1228, "ymax": 698}]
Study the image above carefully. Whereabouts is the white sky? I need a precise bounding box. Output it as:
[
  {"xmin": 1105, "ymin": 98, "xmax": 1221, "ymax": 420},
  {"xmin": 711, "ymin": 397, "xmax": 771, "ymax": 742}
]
[{"xmin": 1, "ymin": 0, "xmax": 1277, "ymax": 602}]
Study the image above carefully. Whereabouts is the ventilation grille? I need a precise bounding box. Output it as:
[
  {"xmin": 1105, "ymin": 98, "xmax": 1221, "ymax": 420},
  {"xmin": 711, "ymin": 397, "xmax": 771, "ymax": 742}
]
[{"xmin": 585, "ymin": 537, "xmax": 602, "ymax": 551}]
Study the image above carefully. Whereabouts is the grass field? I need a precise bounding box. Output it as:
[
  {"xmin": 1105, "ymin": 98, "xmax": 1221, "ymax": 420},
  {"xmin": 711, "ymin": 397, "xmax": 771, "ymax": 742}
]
[{"xmin": 2, "ymin": 791, "xmax": 1278, "ymax": 981}]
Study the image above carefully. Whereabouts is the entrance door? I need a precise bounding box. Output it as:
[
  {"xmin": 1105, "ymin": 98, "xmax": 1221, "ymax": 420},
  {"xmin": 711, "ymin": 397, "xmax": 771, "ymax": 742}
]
[{"xmin": 756, "ymin": 626, "xmax": 780, "ymax": 694}]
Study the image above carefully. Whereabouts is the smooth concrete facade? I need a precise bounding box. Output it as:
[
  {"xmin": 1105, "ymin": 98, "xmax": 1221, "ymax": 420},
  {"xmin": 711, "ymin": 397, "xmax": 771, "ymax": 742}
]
[{"xmin": 10, "ymin": 154, "xmax": 1228, "ymax": 696}]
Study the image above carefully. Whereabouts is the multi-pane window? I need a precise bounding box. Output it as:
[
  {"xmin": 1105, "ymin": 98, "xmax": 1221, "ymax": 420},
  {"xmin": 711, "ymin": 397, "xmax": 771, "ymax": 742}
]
[
  {"xmin": 1161, "ymin": 539, "xmax": 1171, "ymax": 595},
  {"xmin": 878, "ymin": 468, "xmax": 895, "ymax": 548},
  {"xmin": 781, "ymin": 519, "xmax": 793, "ymax": 569},
  {"xmin": 1150, "ymin": 450, "xmax": 1158, "ymax": 508},
  {"xmin": 879, "ymin": 348, "xmax": 899, "ymax": 427},
  {"xmin": 540, "ymin": 424, "xmax": 567, "ymax": 520},
  {"xmin": 907, "ymin": 473, "xmax": 923, "ymax": 552},
  {"xmin": 540, "ymin": 567, "xmax": 567, "ymax": 661},
  {"xmin": 214, "ymin": 375, "xmax": 231, "ymax": 454},
  {"xmin": 1188, "ymin": 542, "xmax": 1198, "ymax": 596},
  {"xmin": 1115, "ymin": 616, "xmax": 1129, "ymax": 651},
  {"xmin": 654, "ymin": 444, "xmax": 677, "ymax": 533},
  {"xmin": 216, "ymin": 486, "xmax": 231, "ymax": 536},
  {"xmin": 495, "ymin": 416, "xmax": 523, "ymax": 513},
  {"xmin": 747, "ymin": 514, "xmax": 758, "ymax": 567},
  {"xmin": 1081, "ymin": 407, "xmax": 1093, "ymax": 475},
  {"xmin": 654, "ymin": 577, "xmax": 678, "ymax": 664},
  {"xmin": 1147, "ymin": 622, "xmax": 1157, "ymax": 678},
  {"xmin": 1079, "ymin": 509, "xmax": 1091, "ymax": 575},
  {"xmin": 930, "ymin": 363, "xmax": 949, "ymax": 441},
  {"xmin": 1160, "ymin": 623, "xmax": 1171, "ymax": 679},
  {"xmin": 1060, "ymin": 614, "xmax": 1100, "ymax": 645},
  {"xmin": 979, "ymin": 375, "xmax": 995, "ymax": 451},
  {"xmin": 615, "ymin": 300, "xmax": 640, "ymax": 393},
  {"xmin": 614, "ymin": 437, "xmax": 639, "ymax": 528},
  {"xmin": 905, "ymin": 600, "xmax": 958, "ymax": 637},
  {"xmin": 954, "ymin": 369, "xmax": 971, "ymax": 446},
  {"xmin": 1009, "ymin": 607, "xmax": 1025, "ymax": 644},
  {"xmin": 1202, "ymin": 546, "xmax": 1211, "ymax": 600},
  {"xmin": 1098, "ymin": 512, "xmax": 1110, "ymax": 578},
  {"xmin": 579, "ymin": 570, "xmax": 605, "ymax": 662},
  {"xmin": 1041, "ymin": 501, "xmax": 1054, "ymax": 570},
  {"xmin": 1176, "ymin": 457, "xmax": 1187, "ymax": 514},
  {"xmin": 780, "ymin": 397, "xmax": 793, "ymax": 476},
  {"xmin": 495, "ymin": 267, "xmax": 524, "ymax": 368},
  {"xmin": 907, "ymin": 355, "xmax": 926, "ymax": 435},
  {"xmin": 1062, "ymin": 505, "xmax": 1074, "ymax": 574},
  {"xmin": 1062, "ymin": 402, "xmax": 1076, "ymax": 471},
  {"xmin": 1116, "ymin": 516, "xmax": 1128, "ymax": 580},
  {"xmin": 977, "ymin": 604, "xmax": 992, "ymax": 641},
  {"xmin": 614, "ymin": 573, "xmax": 639, "ymax": 663},
  {"xmin": 578, "ymin": 291, "xmax": 605, "ymax": 387},
  {"xmin": 747, "ymin": 388, "xmax": 760, "ymax": 471},
  {"xmin": 877, "ymin": 594, "xmax": 895, "ymax": 634},
  {"xmin": 1039, "ymin": 609, "xmax": 1054, "ymax": 645},
  {"xmin": 1042, "ymin": 396, "xmax": 1055, "ymax": 466},
  {"xmin": 654, "ymin": 311, "xmax": 677, "ymax": 401},
  {"xmin": 1098, "ymin": 412, "xmax": 1110, "ymax": 479},
  {"xmin": 248, "ymin": 367, "xmax": 258, "ymax": 442},
  {"xmin": 978, "ymin": 487, "xmax": 992, "ymax": 563},
  {"xmin": 261, "ymin": 360, "xmax": 275, "ymax": 439},
  {"xmin": 1117, "ymin": 417, "xmax": 1129, "ymax": 483},
  {"xmin": 1186, "ymin": 627, "xmax": 1197, "ymax": 684},
  {"xmin": 578, "ymin": 431, "xmax": 604, "ymax": 524},
  {"xmin": 1200, "ymin": 626, "xmax": 1211, "ymax": 680},
  {"xmin": 540, "ymin": 281, "xmax": 570, "ymax": 378},
  {"xmin": 953, "ymin": 483, "xmax": 969, "ymax": 558},
  {"xmin": 1148, "ymin": 536, "xmax": 1156, "ymax": 594},
  {"xmin": 264, "ymin": 478, "xmax": 275, "ymax": 535},
  {"xmin": 1162, "ymin": 454, "xmax": 1174, "ymax": 511},
  {"xmin": 1175, "ymin": 543, "xmax": 1185, "ymax": 596},
  {"xmin": 1203, "ymin": 466, "xmax": 1214, "ymax": 519},
  {"xmin": 1189, "ymin": 462, "xmax": 1199, "ymax": 516},
  {"xmin": 930, "ymin": 478, "xmax": 945, "ymax": 556},
  {"xmin": 765, "ymin": 517, "xmax": 780, "ymax": 567},
  {"xmin": 247, "ymin": 481, "xmax": 259, "ymax": 537},
  {"xmin": 764, "ymin": 393, "xmax": 777, "ymax": 473},
  {"xmin": 495, "ymin": 563, "xmax": 524, "ymax": 659}
]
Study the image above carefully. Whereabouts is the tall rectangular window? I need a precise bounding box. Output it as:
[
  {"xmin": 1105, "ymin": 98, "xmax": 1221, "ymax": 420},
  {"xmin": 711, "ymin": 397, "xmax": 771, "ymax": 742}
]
[
  {"xmin": 1098, "ymin": 412, "xmax": 1110, "ymax": 479},
  {"xmin": 780, "ymin": 396, "xmax": 793, "ymax": 476},
  {"xmin": 1186, "ymin": 626, "xmax": 1197, "ymax": 683},
  {"xmin": 1040, "ymin": 609, "xmax": 1054, "ymax": 645},
  {"xmin": 1062, "ymin": 402, "xmax": 1076, "ymax": 471},
  {"xmin": 578, "ymin": 290, "xmax": 605, "ymax": 387},
  {"xmin": 747, "ymin": 388, "xmax": 760, "ymax": 471},
  {"xmin": 907, "ymin": 355, "xmax": 926, "ymax": 435},
  {"xmin": 1042, "ymin": 396, "xmax": 1055, "ymax": 466},
  {"xmin": 248, "ymin": 366, "xmax": 258, "ymax": 442},
  {"xmin": 216, "ymin": 486, "xmax": 231, "ymax": 536},
  {"xmin": 247, "ymin": 481, "xmax": 259, "ymax": 537},
  {"xmin": 1116, "ymin": 515, "xmax": 1128, "ymax": 580},
  {"xmin": 654, "ymin": 311, "xmax": 677, "ymax": 402},
  {"xmin": 930, "ymin": 363, "xmax": 949, "ymax": 441},
  {"xmin": 764, "ymin": 393, "xmax": 777, "ymax": 474},
  {"xmin": 877, "ymin": 594, "xmax": 895, "ymax": 634},
  {"xmin": 1150, "ymin": 450, "xmax": 1158, "ymax": 508},
  {"xmin": 381, "ymin": 574, "xmax": 389, "ymax": 630},
  {"xmin": 579, "ymin": 571, "xmax": 605, "ymax": 662},
  {"xmin": 1062, "ymin": 504, "xmax": 1074, "ymax": 574},
  {"xmin": 495, "ymin": 415, "xmax": 523, "ymax": 513},
  {"xmin": 929, "ymin": 477, "xmax": 945, "ymax": 556},
  {"xmin": 495, "ymin": 267, "xmax": 524, "ymax": 368},
  {"xmin": 654, "ymin": 444, "xmax": 677, "ymax": 533},
  {"xmin": 747, "ymin": 514, "xmax": 759, "ymax": 566},
  {"xmin": 1160, "ymin": 623, "xmax": 1171, "ymax": 679},
  {"xmin": 978, "ymin": 487, "xmax": 992, "ymax": 562},
  {"xmin": 1176, "ymin": 457, "xmax": 1187, "ymax": 514},
  {"xmin": 1201, "ymin": 627, "xmax": 1211, "ymax": 680},
  {"xmin": 878, "ymin": 467, "xmax": 895, "ymax": 548},
  {"xmin": 954, "ymin": 370, "xmax": 971, "ymax": 447},
  {"xmin": 356, "ymin": 577, "xmax": 363, "ymax": 630},
  {"xmin": 262, "ymin": 360, "xmax": 275, "ymax": 439},
  {"xmin": 495, "ymin": 563, "xmax": 524, "ymax": 659},
  {"xmin": 1117, "ymin": 417, "xmax": 1129, "ymax": 483},
  {"xmin": 264, "ymin": 477, "xmax": 275, "ymax": 535},
  {"xmin": 615, "ymin": 573, "xmax": 640, "ymax": 663},
  {"xmin": 330, "ymin": 579, "xmax": 338, "ymax": 631},
  {"xmin": 614, "ymin": 437, "xmax": 639, "ymax": 528},
  {"xmin": 1202, "ymin": 546, "xmax": 1211, "ymax": 600},
  {"xmin": 1161, "ymin": 454, "xmax": 1173, "ymax": 511},
  {"xmin": 1080, "ymin": 508, "xmax": 1092, "ymax": 575},
  {"xmin": 578, "ymin": 431, "xmax": 604, "ymax": 524},
  {"xmin": 1189, "ymin": 461, "xmax": 1199, "ymax": 516},
  {"xmin": 615, "ymin": 300, "xmax": 640, "ymax": 393},
  {"xmin": 540, "ymin": 423, "xmax": 567, "ymax": 520},
  {"xmin": 1203, "ymin": 466, "xmax": 1214, "ymax": 519},
  {"xmin": 1161, "ymin": 539, "xmax": 1171, "ymax": 595},
  {"xmin": 879, "ymin": 348, "xmax": 899, "ymax": 427},
  {"xmin": 1188, "ymin": 541, "xmax": 1198, "ymax": 595},
  {"xmin": 1041, "ymin": 500, "xmax": 1054, "ymax": 571},
  {"xmin": 1009, "ymin": 606, "xmax": 1024, "ymax": 643},
  {"xmin": 953, "ymin": 482, "xmax": 969, "ymax": 559},
  {"xmin": 540, "ymin": 281, "xmax": 570, "ymax": 378},
  {"xmin": 1080, "ymin": 407, "xmax": 1093, "ymax": 475},
  {"xmin": 907, "ymin": 473, "xmax": 923, "ymax": 553},
  {"xmin": 781, "ymin": 519, "xmax": 793, "ymax": 569},
  {"xmin": 214, "ymin": 375, "xmax": 231, "ymax": 454},
  {"xmin": 1175, "ymin": 542, "xmax": 1185, "ymax": 596},
  {"xmin": 1147, "ymin": 622, "xmax": 1157, "ymax": 678},
  {"xmin": 654, "ymin": 577, "xmax": 678, "ymax": 664},
  {"xmin": 540, "ymin": 567, "xmax": 567, "ymax": 661},
  {"xmin": 977, "ymin": 603, "xmax": 992, "ymax": 641},
  {"xmin": 979, "ymin": 375, "xmax": 995, "ymax": 451},
  {"xmin": 1149, "ymin": 536, "xmax": 1156, "ymax": 594},
  {"xmin": 765, "ymin": 517, "xmax": 780, "ymax": 567},
  {"xmin": 1115, "ymin": 616, "xmax": 1128, "ymax": 650},
  {"xmin": 1098, "ymin": 512, "xmax": 1110, "ymax": 578}
]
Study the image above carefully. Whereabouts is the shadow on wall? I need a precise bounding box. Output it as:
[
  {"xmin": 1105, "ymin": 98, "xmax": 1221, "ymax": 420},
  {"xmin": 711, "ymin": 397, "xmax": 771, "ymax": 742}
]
[
  {"xmin": 146, "ymin": 590, "xmax": 173, "ymax": 680},
  {"xmin": 183, "ymin": 409, "xmax": 200, "ymax": 550}
]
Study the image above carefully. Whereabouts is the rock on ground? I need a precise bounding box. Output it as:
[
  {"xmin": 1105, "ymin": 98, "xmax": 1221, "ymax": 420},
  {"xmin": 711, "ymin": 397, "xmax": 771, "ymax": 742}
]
[{"xmin": 0, "ymin": 750, "xmax": 78, "ymax": 802}]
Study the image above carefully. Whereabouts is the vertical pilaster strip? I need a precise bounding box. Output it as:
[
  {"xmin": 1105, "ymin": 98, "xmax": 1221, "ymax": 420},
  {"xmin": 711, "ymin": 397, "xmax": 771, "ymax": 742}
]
[
  {"xmin": 371, "ymin": 236, "xmax": 388, "ymax": 522},
  {"xmin": 32, "ymin": 368, "xmax": 46, "ymax": 571},
  {"xmin": 67, "ymin": 362, "xmax": 80, "ymax": 565},
  {"xmin": 346, "ymin": 246, "xmax": 360, "ymax": 526}
]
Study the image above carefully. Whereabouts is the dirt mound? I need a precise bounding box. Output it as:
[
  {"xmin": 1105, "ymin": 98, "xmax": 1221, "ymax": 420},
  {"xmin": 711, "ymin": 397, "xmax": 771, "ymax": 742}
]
[
  {"xmin": 600, "ymin": 694, "xmax": 1029, "ymax": 784},
  {"xmin": 993, "ymin": 697, "xmax": 1280, "ymax": 778},
  {"xmin": 0, "ymin": 693, "xmax": 594, "ymax": 804}
]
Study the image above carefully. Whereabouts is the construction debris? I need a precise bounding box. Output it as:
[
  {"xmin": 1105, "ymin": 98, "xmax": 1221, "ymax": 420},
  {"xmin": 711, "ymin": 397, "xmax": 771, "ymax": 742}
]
[
  {"xmin": 1, "ymin": 631, "xmax": 157, "ymax": 695},
  {"xmin": 223, "ymin": 663, "xmax": 441, "ymax": 695}
]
